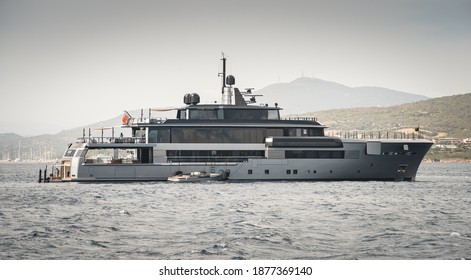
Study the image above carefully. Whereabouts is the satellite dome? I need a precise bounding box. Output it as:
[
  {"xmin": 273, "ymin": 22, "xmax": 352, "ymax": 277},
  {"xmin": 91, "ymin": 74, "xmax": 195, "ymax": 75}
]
[
  {"xmin": 183, "ymin": 93, "xmax": 192, "ymax": 105},
  {"xmin": 226, "ymin": 75, "xmax": 235, "ymax": 86},
  {"xmin": 190, "ymin": 93, "xmax": 200, "ymax": 105}
]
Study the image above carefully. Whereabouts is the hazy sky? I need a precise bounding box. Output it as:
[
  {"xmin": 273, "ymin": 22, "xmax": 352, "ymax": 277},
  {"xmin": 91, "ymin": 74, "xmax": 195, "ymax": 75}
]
[{"xmin": 1, "ymin": 0, "xmax": 470, "ymax": 136}]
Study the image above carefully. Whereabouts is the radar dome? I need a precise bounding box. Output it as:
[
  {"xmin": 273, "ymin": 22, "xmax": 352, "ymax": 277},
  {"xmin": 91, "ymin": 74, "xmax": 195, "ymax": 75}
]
[
  {"xmin": 190, "ymin": 93, "xmax": 200, "ymax": 105},
  {"xmin": 226, "ymin": 75, "xmax": 235, "ymax": 86},
  {"xmin": 183, "ymin": 93, "xmax": 192, "ymax": 105}
]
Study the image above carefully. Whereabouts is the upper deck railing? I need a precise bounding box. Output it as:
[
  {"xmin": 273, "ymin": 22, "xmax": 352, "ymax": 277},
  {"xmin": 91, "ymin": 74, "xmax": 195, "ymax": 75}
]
[
  {"xmin": 327, "ymin": 130, "xmax": 426, "ymax": 140},
  {"xmin": 283, "ymin": 117, "xmax": 318, "ymax": 121},
  {"xmin": 78, "ymin": 136, "xmax": 146, "ymax": 144},
  {"xmin": 127, "ymin": 117, "xmax": 167, "ymax": 125}
]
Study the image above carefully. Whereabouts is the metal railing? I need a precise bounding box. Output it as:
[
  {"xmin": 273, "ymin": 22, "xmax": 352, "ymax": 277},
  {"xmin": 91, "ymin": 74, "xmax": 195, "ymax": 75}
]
[
  {"xmin": 78, "ymin": 136, "xmax": 147, "ymax": 144},
  {"xmin": 127, "ymin": 117, "xmax": 167, "ymax": 125},
  {"xmin": 327, "ymin": 131, "xmax": 426, "ymax": 140},
  {"xmin": 283, "ymin": 117, "xmax": 318, "ymax": 121}
]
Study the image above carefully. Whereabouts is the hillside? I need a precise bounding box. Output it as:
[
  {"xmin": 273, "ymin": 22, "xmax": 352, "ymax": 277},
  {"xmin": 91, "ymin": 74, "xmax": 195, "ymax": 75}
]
[
  {"xmin": 298, "ymin": 93, "xmax": 471, "ymax": 139},
  {"xmin": 258, "ymin": 77, "xmax": 429, "ymax": 114},
  {"xmin": 0, "ymin": 133, "xmax": 23, "ymax": 142}
]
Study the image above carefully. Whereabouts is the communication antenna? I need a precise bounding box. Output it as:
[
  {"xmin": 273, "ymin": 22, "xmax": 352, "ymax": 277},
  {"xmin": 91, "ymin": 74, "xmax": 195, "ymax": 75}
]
[{"xmin": 219, "ymin": 52, "xmax": 227, "ymax": 94}]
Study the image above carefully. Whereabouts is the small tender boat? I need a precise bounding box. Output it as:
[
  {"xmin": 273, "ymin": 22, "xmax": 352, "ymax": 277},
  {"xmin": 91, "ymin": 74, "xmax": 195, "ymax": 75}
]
[{"xmin": 168, "ymin": 171, "xmax": 226, "ymax": 182}]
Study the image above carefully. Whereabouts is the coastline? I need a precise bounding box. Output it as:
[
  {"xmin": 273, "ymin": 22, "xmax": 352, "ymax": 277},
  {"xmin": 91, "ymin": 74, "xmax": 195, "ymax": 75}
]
[{"xmin": 423, "ymin": 158, "xmax": 471, "ymax": 163}]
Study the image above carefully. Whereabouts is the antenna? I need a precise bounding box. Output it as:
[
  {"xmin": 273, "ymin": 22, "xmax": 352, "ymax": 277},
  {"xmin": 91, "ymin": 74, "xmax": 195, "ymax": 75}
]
[
  {"xmin": 240, "ymin": 88, "xmax": 261, "ymax": 104},
  {"xmin": 219, "ymin": 52, "xmax": 226, "ymax": 94}
]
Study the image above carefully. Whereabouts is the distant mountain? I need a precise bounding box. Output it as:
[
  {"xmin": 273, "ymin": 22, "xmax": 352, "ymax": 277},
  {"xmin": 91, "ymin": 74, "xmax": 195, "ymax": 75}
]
[
  {"xmin": 297, "ymin": 93, "xmax": 471, "ymax": 139},
  {"xmin": 0, "ymin": 133, "xmax": 23, "ymax": 142},
  {"xmin": 257, "ymin": 77, "xmax": 429, "ymax": 115}
]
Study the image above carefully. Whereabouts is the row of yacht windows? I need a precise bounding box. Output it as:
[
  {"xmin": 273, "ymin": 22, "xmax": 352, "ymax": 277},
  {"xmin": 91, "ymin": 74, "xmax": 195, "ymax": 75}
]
[
  {"xmin": 181, "ymin": 109, "xmax": 280, "ymax": 120},
  {"xmin": 144, "ymin": 127, "xmax": 323, "ymax": 143},
  {"xmin": 167, "ymin": 150, "xmax": 265, "ymax": 162},
  {"xmin": 167, "ymin": 150, "xmax": 265, "ymax": 157},
  {"xmin": 248, "ymin": 169, "xmax": 336, "ymax": 175},
  {"xmin": 165, "ymin": 149, "xmax": 345, "ymax": 162},
  {"xmin": 285, "ymin": 150, "xmax": 345, "ymax": 159}
]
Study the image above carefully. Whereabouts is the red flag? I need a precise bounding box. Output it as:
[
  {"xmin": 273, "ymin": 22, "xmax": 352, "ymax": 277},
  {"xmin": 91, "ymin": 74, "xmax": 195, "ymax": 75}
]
[{"xmin": 122, "ymin": 110, "xmax": 131, "ymax": 125}]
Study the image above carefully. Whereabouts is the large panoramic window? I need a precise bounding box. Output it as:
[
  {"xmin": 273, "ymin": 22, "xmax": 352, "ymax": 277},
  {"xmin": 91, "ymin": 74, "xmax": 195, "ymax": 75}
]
[
  {"xmin": 285, "ymin": 150, "xmax": 345, "ymax": 159},
  {"xmin": 267, "ymin": 110, "xmax": 279, "ymax": 120},
  {"xmin": 166, "ymin": 150, "xmax": 264, "ymax": 162},
  {"xmin": 169, "ymin": 127, "xmax": 283, "ymax": 143},
  {"xmin": 224, "ymin": 109, "xmax": 279, "ymax": 120},
  {"xmin": 284, "ymin": 128, "xmax": 323, "ymax": 137},
  {"xmin": 189, "ymin": 109, "xmax": 219, "ymax": 120},
  {"xmin": 150, "ymin": 127, "xmax": 322, "ymax": 143},
  {"xmin": 148, "ymin": 128, "xmax": 170, "ymax": 143}
]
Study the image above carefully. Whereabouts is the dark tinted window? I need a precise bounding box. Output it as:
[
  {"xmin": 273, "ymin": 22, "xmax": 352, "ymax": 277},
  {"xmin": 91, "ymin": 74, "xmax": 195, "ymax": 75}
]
[
  {"xmin": 189, "ymin": 109, "xmax": 218, "ymax": 120},
  {"xmin": 285, "ymin": 150, "xmax": 344, "ymax": 159},
  {"xmin": 224, "ymin": 109, "xmax": 278, "ymax": 120},
  {"xmin": 171, "ymin": 128, "xmax": 267, "ymax": 143},
  {"xmin": 148, "ymin": 128, "xmax": 170, "ymax": 143},
  {"xmin": 64, "ymin": 149, "xmax": 76, "ymax": 157},
  {"xmin": 166, "ymin": 150, "xmax": 264, "ymax": 162}
]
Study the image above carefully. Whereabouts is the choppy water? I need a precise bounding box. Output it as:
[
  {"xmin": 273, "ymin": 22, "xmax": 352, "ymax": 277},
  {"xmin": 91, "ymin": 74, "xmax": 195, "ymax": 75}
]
[{"xmin": 0, "ymin": 162, "xmax": 470, "ymax": 260}]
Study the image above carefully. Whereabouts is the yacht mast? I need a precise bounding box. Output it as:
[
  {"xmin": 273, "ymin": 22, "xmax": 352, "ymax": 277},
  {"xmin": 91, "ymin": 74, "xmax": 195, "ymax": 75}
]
[
  {"xmin": 220, "ymin": 53, "xmax": 236, "ymax": 105},
  {"xmin": 221, "ymin": 53, "xmax": 226, "ymax": 94}
]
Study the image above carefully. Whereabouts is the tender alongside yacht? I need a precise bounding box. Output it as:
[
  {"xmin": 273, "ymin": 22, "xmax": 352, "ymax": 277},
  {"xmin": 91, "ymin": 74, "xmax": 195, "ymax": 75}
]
[
  {"xmin": 47, "ymin": 55, "xmax": 432, "ymax": 182},
  {"xmin": 167, "ymin": 171, "xmax": 228, "ymax": 182}
]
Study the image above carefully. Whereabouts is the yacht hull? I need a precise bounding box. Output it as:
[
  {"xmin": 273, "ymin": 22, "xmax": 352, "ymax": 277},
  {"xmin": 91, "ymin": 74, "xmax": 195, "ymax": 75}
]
[{"xmin": 68, "ymin": 139, "xmax": 432, "ymax": 182}]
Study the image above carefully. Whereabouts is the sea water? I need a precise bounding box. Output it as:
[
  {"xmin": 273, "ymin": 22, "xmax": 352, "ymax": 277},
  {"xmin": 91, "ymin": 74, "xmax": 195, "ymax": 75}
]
[{"xmin": 0, "ymin": 162, "xmax": 470, "ymax": 260}]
